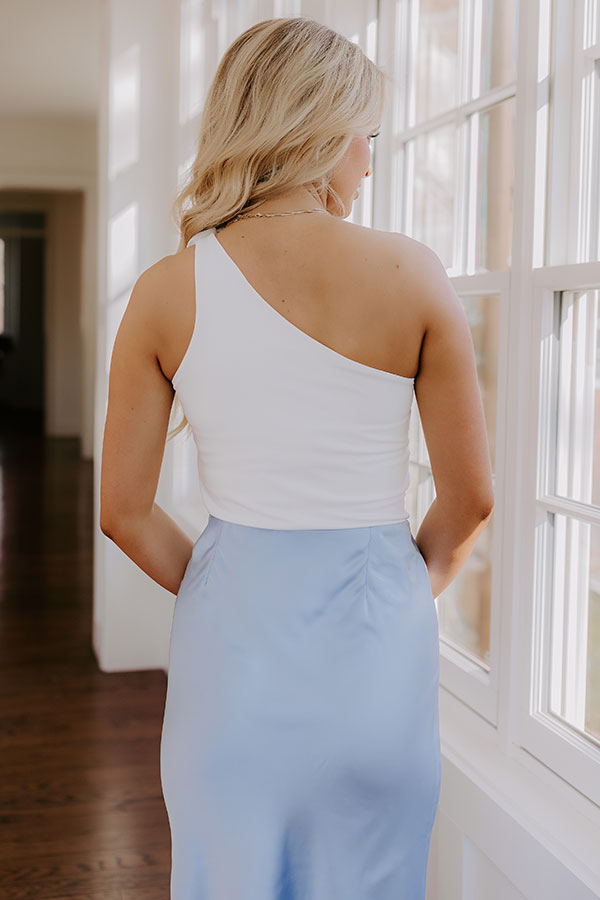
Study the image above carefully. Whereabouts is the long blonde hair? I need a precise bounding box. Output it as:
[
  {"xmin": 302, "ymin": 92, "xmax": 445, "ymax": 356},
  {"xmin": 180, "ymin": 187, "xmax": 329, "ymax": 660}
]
[{"xmin": 168, "ymin": 16, "xmax": 386, "ymax": 439}]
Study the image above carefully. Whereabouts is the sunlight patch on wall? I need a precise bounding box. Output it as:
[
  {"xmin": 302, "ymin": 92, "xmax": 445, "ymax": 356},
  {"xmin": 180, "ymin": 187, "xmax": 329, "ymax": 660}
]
[
  {"xmin": 179, "ymin": 0, "xmax": 206, "ymax": 125},
  {"xmin": 109, "ymin": 43, "xmax": 141, "ymax": 179},
  {"xmin": 108, "ymin": 202, "xmax": 138, "ymax": 301}
]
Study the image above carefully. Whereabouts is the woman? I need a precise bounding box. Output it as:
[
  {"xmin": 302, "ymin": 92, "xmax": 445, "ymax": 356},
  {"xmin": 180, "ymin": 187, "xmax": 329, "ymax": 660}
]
[{"xmin": 100, "ymin": 15, "xmax": 494, "ymax": 899}]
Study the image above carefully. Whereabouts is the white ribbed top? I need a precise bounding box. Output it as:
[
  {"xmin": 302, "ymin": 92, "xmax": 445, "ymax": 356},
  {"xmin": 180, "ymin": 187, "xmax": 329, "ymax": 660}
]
[{"xmin": 172, "ymin": 226, "xmax": 415, "ymax": 529}]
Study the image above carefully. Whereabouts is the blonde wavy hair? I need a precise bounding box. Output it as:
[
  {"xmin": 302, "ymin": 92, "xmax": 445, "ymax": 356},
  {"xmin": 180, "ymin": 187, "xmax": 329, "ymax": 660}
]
[{"xmin": 168, "ymin": 15, "xmax": 387, "ymax": 439}]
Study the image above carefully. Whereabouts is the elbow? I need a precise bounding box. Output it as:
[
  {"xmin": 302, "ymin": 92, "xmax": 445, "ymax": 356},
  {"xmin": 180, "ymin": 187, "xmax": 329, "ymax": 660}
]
[
  {"xmin": 460, "ymin": 491, "xmax": 494, "ymax": 520},
  {"xmin": 100, "ymin": 505, "xmax": 144, "ymax": 540},
  {"xmin": 476, "ymin": 494, "xmax": 495, "ymax": 519},
  {"xmin": 100, "ymin": 505, "xmax": 124, "ymax": 540},
  {"xmin": 436, "ymin": 491, "xmax": 495, "ymax": 520},
  {"xmin": 479, "ymin": 500, "xmax": 495, "ymax": 519},
  {"xmin": 100, "ymin": 516, "xmax": 116, "ymax": 540}
]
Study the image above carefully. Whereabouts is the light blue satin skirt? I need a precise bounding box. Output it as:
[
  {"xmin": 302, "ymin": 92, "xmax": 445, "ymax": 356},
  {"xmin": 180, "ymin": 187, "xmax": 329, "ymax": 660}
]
[{"xmin": 160, "ymin": 515, "xmax": 441, "ymax": 899}]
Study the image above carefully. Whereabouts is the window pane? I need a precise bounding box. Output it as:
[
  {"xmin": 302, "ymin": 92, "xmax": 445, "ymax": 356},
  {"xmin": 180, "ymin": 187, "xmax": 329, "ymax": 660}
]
[
  {"xmin": 586, "ymin": 0, "xmax": 600, "ymax": 49},
  {"xmin": 474, "ymin": 98, "xmax": 516, "ymax": 272},
  {"xmin": 579, "ymin": 50, "xmax": 600, "ymax": 262},
  {"xmin": 463, "ymin": 294, "xmax": 500, "ymax": 473},
  {"xmin": 478, "ymin": 0, "xmax": 518, "ymax": 94},
  {"xmin": 439, "ymin": 512, "xmax": 493, "ymax": 665},
  {"xmin": 408, "ymin": 293, "xmax": 499, "ymax": 474},
  {"xmin": 407, "ymin": 124, "xmax": 456, "ymax": 267},
  {"xmin": 547, "ymin": 512, "xmax": 600, "ymax": 744},
  {"xmin": 406, "ymin": 450, "xmax": 493, "ymax": 667},
  {"xmin": 0, "ymin": 237, "xmax": 20, "ymax": 340},
  {"xmin": 409, "ymin": 396, "xmax": 430, "ymax": 469},
  {"xmin": 407, "ymin": 291, "xmax": 498, "ymax": 667},
  {"xmin": 406, "ymin": 460, "xmax": 434, "ymax": 531},
  {"xmin": 412, "ymin": 0, "xmax": 459, "ymax": 125},
  {"xmin": 554, "ymin": 289, "xmax": 600, "ymax": 508},
  {"xmin": 0, "ymin": 239, "xmax": 4, "ymax": 334}
]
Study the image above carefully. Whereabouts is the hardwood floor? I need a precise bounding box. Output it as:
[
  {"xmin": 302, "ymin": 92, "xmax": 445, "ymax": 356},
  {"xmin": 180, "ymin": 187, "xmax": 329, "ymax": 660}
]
[{"xmin": 0, "ymin": 410, "xmax": 171, "ymax": 899}]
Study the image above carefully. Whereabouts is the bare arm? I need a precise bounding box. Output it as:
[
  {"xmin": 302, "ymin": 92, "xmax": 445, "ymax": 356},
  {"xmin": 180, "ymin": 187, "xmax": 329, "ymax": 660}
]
[
  {"xmin": 100, "ymin": 263, "xmax": 193, "ymax": 595},
  {"xmin": 409, "ymin": 244, "xmax": 495, "ymax": 598}
]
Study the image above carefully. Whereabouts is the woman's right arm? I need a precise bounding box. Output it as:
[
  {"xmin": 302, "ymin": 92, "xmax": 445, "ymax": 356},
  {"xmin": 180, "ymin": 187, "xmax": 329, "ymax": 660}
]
[
  {"xmin": 408, "ymin": 243, "xmax": 495, "ymax": 599},
  {"xmin": 100, "ymin": 263, "xmax": 195, "ymax": 595}
]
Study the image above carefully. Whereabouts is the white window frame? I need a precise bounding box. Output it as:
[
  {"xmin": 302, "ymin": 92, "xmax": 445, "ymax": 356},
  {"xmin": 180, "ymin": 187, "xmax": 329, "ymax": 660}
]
[
  {"xmin": 521, "ymin": 265, "xmax": 600, "ymax": 807},
  {"xmin": 517, "ymin": 0, "xmax": 600, "ymax": 807},
  {"xmin": 376, "ymin": 0, "xmax": 600, "ymax": 824},
  {"xmin": 375, "ymin": 0, "xmax": 515, "ymax": 725}
]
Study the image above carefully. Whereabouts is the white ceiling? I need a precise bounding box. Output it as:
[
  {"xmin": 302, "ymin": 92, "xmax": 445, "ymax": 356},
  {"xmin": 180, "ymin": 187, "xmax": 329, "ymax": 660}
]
[{"xmin": 0, "ymin": 0, "xmax": 101, "ymax": 116}]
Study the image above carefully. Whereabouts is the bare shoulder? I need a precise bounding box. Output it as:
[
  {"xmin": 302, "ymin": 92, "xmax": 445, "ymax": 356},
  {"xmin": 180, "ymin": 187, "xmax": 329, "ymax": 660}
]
[
  {"xmin": 332, "ymin": 221, "xmax": 449, "ymax": 321},
  {"xmin": 334, "ymin": 220, "xmax": 443, "ymax": 286},
  {"xmin": 135, "ymin": 246, "xmax": 194, "ymax": 311},
  {"xmin": 120, "ymin": 247, "xmax": 195, "ymax": 380}
]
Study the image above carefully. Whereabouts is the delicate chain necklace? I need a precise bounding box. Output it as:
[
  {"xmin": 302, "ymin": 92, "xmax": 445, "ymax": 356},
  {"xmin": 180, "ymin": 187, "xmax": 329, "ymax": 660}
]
[{"xmin": 219, "ymin": 207, "xmax": 329, "ymax": 229}]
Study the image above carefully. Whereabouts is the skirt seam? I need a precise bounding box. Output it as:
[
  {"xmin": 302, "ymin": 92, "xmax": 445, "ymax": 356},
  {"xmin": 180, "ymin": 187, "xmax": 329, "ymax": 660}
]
[
  {"xmin": 203, "ymin": 518, "xmax": 224, "ymax": 587},
  {"xmin": 363, "ymin": 524, "xmax": 374, "ymax": 608}
]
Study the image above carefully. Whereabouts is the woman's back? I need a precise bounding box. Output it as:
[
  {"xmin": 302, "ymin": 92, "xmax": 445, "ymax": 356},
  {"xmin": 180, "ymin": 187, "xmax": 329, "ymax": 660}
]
[
  {"xmin": 158, "ymin": 215, "xmax": 426, "ymax": 385},
  {"xmin": 148, "ymin": 215, "xmax": 493, "ymax": 529},
  {"xmin": 153, "ymin": 221, "xmax": 446, "ymax": 900},
  {"xmin": 155, "ymin": 217, "xmax": 430, "ymax": 529}
]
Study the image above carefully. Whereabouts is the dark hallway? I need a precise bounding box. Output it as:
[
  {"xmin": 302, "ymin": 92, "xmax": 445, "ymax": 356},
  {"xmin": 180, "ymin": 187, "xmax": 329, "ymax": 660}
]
[{"xmin": 0, "ymin": 410, "xmax": 171, "ymax": 898}]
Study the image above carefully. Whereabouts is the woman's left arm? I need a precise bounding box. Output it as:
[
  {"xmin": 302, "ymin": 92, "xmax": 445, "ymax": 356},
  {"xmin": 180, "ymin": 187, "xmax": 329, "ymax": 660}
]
[{"xmin": 100, "ymin": 263, "xmax": 194, "ymax": 595}]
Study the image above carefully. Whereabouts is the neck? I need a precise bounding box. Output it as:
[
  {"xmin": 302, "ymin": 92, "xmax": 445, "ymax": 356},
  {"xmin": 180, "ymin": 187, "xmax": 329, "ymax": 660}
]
[{"xmin": 251, "ymin": 184, "xmax": 327, "ymax": 215}]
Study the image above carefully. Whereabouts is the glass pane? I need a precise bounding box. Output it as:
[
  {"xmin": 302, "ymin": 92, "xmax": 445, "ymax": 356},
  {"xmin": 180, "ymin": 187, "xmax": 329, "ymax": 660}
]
[
  {"xmin": 409, "ymin": 397, "xmax": 430, "ymax": 468},
  {"xmin": 408, "ymin": 124, "xmax": 456, "ymax": 267},
  {"xmin": 407, "ymin": 289, "xmax": 498, "ymax": 667},
  {"xmin": 438, "ymin": 512, "xmax": 493, "ymax": 666},
  {"xmin": 406, "ymin": 460, "xmax": 435, "ymax": 532},
  {"xmin": 474, "ymin": 98, "xmax": 516, "ymax": 271},
  {"xmin": 0, "ymin": 239, "xmax": 4, "ymax": 334},
  {"xmin": 462, "ymin": 294, "xmax": 500, "ymax": 473},
  {"xmin": 578, "ymin": 52, "xmax": 600, "ymax": 262},
  {"xmin": 548, "ymin": 513, "xmax": 600, "ymax": 744},
  {"xmin": 479, "ymin": 0, "xmax": 518, "ymax": 94},
  {"xmin": 554, "ymin": 289, "xmax": 600, "ymax": 508},
  {"xmin": 588, "ymin": 0, "xmax": 600, "ymax": 48},
  {"xmin": 413, "ymin": 0, "xmax": 459, "ymax": 125},
  {"xmin": 0, "ymin": 237, "xmax": 20, "ymax": 340},
  {"xmin": 409, "ymin": 294, "xmax": 499, "ymax": 475},
  {"xmin": 407, "ymin": 453, "xmax": 493, "ymax": 667}
]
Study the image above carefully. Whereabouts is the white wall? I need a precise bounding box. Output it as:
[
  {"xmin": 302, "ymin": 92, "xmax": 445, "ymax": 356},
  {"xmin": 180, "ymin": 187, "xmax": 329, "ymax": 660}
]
[{"xmin": 93, "ymin": 0, "xmax": 186, "ymax": 672}]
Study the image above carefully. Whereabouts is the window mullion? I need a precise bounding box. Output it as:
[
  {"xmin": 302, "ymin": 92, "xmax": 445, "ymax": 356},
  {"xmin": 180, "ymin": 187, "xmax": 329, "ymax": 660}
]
[
  {"xmin": 465, "ymin": 112, "xmax": 479, "ymax": 275},
  {"xmin": 455, "ymin": 117, "xmax": 470, "ymax": 276},
  {"xmin": 547, "ymin": 0, "xmax": 578, "ymax": 266}
]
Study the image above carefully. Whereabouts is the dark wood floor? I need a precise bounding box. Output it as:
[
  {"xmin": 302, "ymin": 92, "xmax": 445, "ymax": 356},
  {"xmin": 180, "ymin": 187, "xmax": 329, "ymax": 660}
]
[{"xmin": 0, "ymin": 410, "xmax": 171, "ymax": 899}]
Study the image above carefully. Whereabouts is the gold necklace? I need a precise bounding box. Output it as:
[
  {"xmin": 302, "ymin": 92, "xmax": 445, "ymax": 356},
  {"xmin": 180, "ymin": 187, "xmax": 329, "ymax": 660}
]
[{"xmin": 220, "ymin": 207, "xmax": 329, "ymax": 229}]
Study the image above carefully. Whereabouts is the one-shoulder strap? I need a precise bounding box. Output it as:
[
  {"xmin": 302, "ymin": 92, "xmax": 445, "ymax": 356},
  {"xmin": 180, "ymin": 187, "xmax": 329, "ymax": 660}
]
[{"xmin": 186, "ymin": 228, "xmax": 213, "ymax": 249}]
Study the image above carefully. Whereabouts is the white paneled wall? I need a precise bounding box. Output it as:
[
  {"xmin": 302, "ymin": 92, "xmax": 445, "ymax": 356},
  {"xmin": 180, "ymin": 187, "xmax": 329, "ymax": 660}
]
[{"xmin": 94, "ymin": 0, "xmax": 183, "ymax": 670}]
